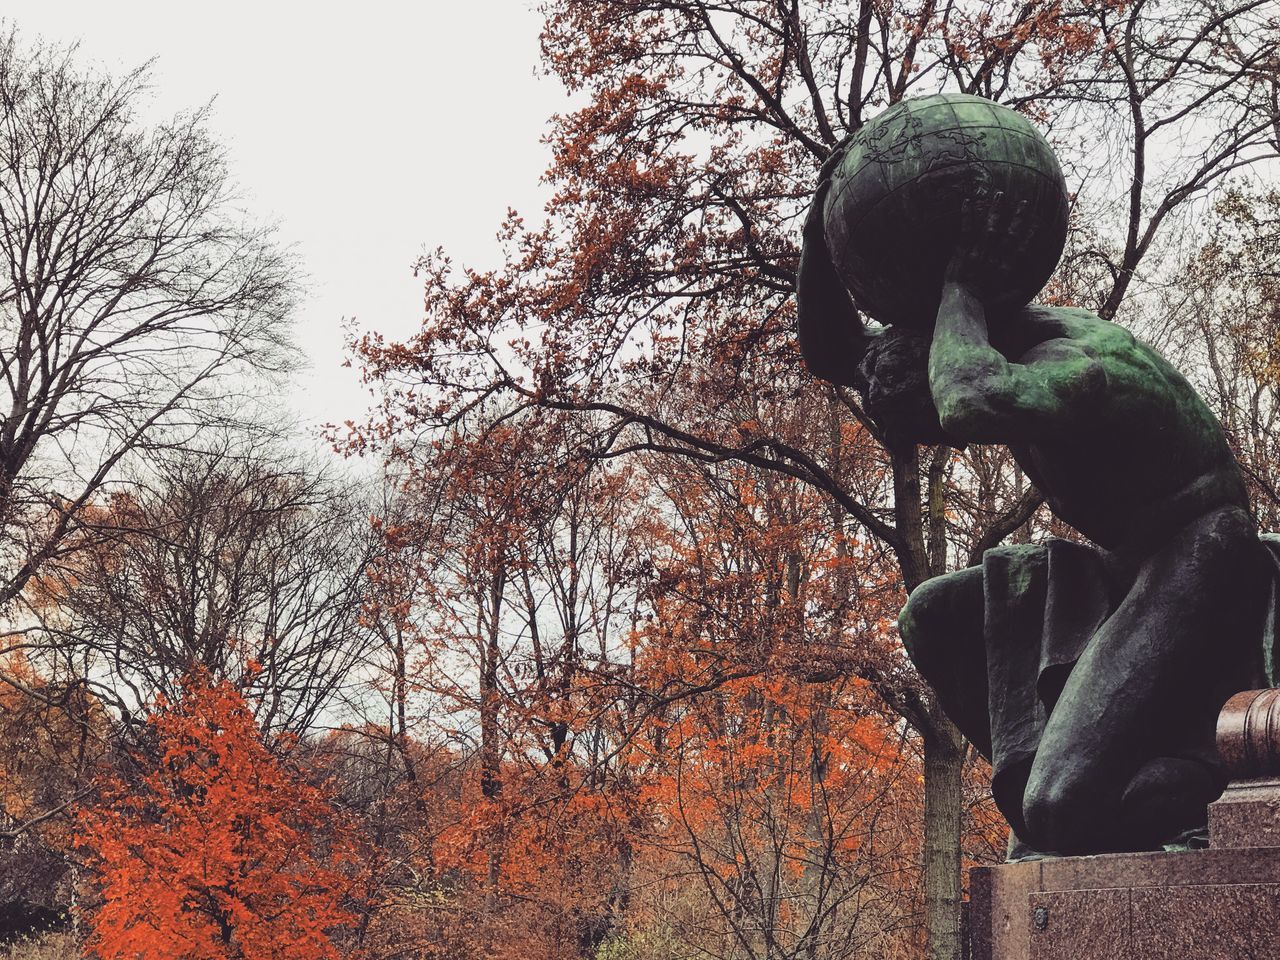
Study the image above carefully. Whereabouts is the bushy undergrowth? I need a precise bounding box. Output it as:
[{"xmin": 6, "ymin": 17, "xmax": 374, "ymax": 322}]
[{"xmin": 0, "ymin": 933, "xmax": 79, "ymax": 960}]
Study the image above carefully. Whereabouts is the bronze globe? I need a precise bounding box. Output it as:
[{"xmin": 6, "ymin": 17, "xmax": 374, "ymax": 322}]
[{"xmin": 823, "ymin": 93, "xmax": 1069, "ymax": 330}]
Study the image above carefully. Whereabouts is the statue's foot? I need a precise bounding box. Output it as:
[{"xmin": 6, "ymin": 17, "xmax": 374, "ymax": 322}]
[
  {"xmin": 1006, "ymin": 831, "xmax": 1056, "ymax": 862},
  {"xmin": 1161, "ymin": 825, "xmax": 1210, "ymax": 852},
  {"xmin": 1120, "ymin": 756, "xmax": 1217, "ymax": 850}
]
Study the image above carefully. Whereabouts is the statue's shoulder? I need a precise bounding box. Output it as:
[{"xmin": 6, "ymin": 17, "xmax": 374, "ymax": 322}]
[{"xmin": 1017, "ymin": 305, "xmax": 1136, "ymax": 350}]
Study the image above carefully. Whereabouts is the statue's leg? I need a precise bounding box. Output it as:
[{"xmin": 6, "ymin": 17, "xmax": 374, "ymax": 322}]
[
  {"xmin": 898, "ymin": 565, "xmax": 991, "ymax": 760},
  {"xmin": 1021, "ymin": 505, "xmax": 1269, "ymax": 854}
]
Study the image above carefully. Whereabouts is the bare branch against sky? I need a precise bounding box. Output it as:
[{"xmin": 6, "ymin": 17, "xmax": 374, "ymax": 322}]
[{"xmin": 10, "ymin": 2, "xmax": 564, "ymax": 443}]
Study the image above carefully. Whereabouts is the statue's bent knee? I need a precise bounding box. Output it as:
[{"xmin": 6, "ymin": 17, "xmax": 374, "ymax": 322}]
[
  {"xmin": 898, "ymin": 576, "xmax": 944, "ymax": 663},
  {"xmin": 1022, "ymin": 764, "xmax": 1103, "ymax": 854},
  {"xmin": 898, "ymin": 566, "xmax": 981, "ymax": 672}
]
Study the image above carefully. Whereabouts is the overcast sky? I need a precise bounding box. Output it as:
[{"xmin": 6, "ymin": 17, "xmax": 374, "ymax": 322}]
[{"xmin": 13, "ymin": 2, "xmax": 564, "ymax": 451}]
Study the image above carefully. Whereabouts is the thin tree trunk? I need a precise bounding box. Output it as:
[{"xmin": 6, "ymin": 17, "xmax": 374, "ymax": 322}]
[
  {"xmin": 922, "ymin": 710, "xmax": 966, "ymax": 960},
  {"xmin": 891, "ymin": 442, "xmax": 969, "ymax": 960},
  {"xmin": 480, "ymin": 567, "xmax": 506, "ymax": 913}
]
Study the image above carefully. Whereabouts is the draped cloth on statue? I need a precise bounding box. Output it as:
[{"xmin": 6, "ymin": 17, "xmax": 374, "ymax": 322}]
[{"xmin": 972, "ymin": 534, "xmax": 1280, "ymax": 833}]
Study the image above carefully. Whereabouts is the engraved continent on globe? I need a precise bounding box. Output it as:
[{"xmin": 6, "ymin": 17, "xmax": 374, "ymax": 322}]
[{"xmin": 823, "ymin": 93, "xmax": 1070, "ymax": 330}]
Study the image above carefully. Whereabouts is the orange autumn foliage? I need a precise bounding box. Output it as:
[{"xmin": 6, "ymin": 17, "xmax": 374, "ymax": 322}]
[
  {"xmin": 354, "ymin": 429, "xmax": 947, "ymax": 958},
  {"xmin": 0, "ymin": 654, "xmax": 105, "ymax": 846},
  {"xmin": 77, "ymin": 675, "xmax": 366, "ymax": 960}
]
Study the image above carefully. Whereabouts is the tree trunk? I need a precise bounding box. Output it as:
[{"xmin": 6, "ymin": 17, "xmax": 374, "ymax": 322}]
[
  {"xmin": 480, "ymin": 567, "xmax": 506, "ymax": 913},
  {"xmin": 922, "ymin": 710, "xmax": 967, "ymax": 960},
  {"xmin": 890, "ymin": 442, "xmax": 970, "ymax": 960}
]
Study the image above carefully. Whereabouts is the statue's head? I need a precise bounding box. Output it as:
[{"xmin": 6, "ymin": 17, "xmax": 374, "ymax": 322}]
[{"xmin": 853, "ymin": 326, "xmax": 951, "ymax": 446}]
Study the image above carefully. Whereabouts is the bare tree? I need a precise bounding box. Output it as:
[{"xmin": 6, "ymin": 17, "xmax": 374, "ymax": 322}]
[
  {"xmin": 29, "ymin": 438, "xmax": 380, "ymax": 739},
  {"xmin": 1156, "ymin": 186, "xmax": 1280, "ymax": 524},
  {"xmin": 0, "ymin": 30, "xmax": 295, "ymax": 635}
]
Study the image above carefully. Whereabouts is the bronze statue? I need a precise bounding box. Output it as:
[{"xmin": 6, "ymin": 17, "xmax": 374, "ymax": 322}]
[{"xmin": 797, "ymin": 93, "xmax": 1279, "ymax": 857}]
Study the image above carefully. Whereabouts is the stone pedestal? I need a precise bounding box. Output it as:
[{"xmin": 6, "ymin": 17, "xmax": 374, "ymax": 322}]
[
  {"xmin": 967, "ymin": 689, "xmax": 1280, "ymax": 960},
  {"xmin": 968, "ymin": 846, "xmax": 1280, "ymax": 959}
]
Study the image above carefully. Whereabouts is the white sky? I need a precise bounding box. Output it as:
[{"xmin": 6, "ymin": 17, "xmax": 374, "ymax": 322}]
[{"xmin": 12, "ymin": 2, "xmax": 563, "ymax": 454}]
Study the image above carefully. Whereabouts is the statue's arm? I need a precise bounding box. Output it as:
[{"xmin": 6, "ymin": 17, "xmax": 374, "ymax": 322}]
[
  {"xmin": 928, "ymin": 282, "xmax": 1104, "ymax": 443},
  {"xmin": 796, "ymin": 150, "xmax": 880, "ymax": 388}
]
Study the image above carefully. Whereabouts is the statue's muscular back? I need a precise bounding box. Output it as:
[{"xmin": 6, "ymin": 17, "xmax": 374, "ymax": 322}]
[
  {"xmin": 915, "ymin": 300, "xmax": 1268, "ymax": 854},
  {"xmin": 1000, "ymin": 306, "xmax": 1248, "ymax": 551}
]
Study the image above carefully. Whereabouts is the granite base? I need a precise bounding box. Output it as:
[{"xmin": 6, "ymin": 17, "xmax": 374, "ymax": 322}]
[{"xmin": 968, "ymin": 845, "xmax": 1280, "ymax": 960}]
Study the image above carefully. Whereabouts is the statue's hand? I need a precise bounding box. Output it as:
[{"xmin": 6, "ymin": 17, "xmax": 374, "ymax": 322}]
[{"xmin": 944, "ymin": 191, "xmax": 1033, "ymax": 301}]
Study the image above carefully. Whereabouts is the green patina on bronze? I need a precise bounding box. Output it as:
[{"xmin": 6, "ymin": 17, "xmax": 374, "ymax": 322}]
[
  {"xmin": 797, "ymin": 92, "xmax": 1280, "ymax": 858},
  {"xmin": 931, "ymin": 296, "xmax": 1247, "ymax": 550},
  {"xmin": 823, "ymin": 93, "xmax": 1068, "ymax": 330}
]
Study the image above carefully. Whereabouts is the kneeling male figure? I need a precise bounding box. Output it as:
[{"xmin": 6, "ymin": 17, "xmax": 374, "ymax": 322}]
[{"xmin": 799, "ymin": 187, "xmax": 1272, "ymax": 857}]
